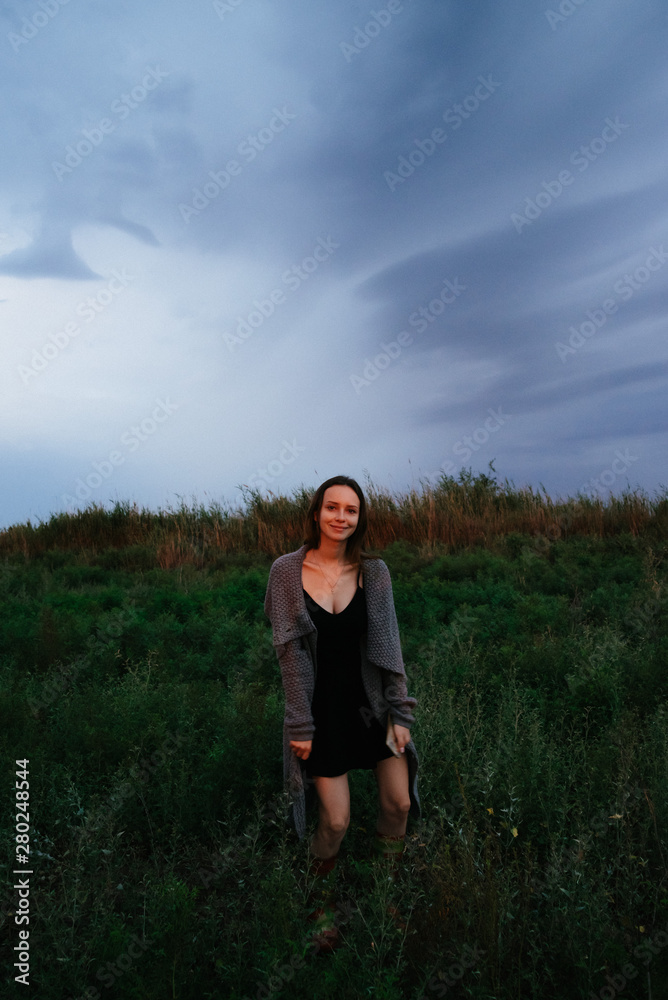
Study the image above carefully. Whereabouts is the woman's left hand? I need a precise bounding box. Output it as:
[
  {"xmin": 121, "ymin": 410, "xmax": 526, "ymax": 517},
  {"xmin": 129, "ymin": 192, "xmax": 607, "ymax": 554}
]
[{"xmin": 392, "ymin": 724, "xmax": 411, "ymax": 753}]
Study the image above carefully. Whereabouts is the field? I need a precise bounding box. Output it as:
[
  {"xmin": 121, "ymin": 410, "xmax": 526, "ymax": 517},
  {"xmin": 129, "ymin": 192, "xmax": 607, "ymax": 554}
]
[{"xmin": 1, "ymin": 472, "xmax": 667, "ymax": 999}]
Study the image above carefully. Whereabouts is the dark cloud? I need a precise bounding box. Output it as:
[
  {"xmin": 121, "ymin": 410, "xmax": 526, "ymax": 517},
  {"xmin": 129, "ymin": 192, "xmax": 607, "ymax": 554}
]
[
  {"xmin": 1, "ymin": 0, "xmax": 667, "ymax": 526},
  {"xmin": 0, "ymin": 224, "xmax": 101, "ymax": 279}
]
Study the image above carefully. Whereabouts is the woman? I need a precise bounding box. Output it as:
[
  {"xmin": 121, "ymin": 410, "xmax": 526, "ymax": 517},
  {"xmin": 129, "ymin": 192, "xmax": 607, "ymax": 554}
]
[{"xmin": 264, "ymin": 475, "xmax": 419, "ymax": 946}]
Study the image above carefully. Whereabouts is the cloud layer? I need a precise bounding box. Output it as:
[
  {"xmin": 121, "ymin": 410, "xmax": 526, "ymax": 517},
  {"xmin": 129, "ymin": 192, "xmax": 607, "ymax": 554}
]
[{"xmin": 1, "ymin": 0, "xmax": 667, "ymax": 527}]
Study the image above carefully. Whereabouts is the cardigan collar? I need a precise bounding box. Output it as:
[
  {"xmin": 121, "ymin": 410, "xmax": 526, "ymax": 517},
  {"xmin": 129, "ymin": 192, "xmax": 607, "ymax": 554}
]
[
  {"xmin": 266, "ymin": 546, "xmax": 406, "ymax": 676},
  {"xmin": 267, "ymin": 545, "xmax": 316, "ymax": 646}
]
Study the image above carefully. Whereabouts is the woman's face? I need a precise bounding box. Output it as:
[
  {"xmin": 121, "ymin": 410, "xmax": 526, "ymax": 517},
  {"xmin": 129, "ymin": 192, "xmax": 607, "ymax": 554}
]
[{"xmin": 316, "ymin": 485, "xmax": 360, "ymax": 545}]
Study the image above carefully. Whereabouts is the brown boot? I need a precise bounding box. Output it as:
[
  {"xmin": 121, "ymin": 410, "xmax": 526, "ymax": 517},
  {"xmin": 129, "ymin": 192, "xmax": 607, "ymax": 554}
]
[
  {"xmin": 373, "ymin": 832, "xmax": 405, "ymax": 871},
  {"xmin": 373, "ymin": 833, "xmax": 406, "ymax": 929},
  {"xmin": 307, "ymin": 853, "xmax": 341, "ymax": 954}
]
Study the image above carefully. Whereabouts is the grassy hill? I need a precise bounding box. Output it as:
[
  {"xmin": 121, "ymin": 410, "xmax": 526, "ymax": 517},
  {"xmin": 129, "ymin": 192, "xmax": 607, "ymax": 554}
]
[{"xmin": 1, "ymin": 472, "xmax": 667, "ymax": 998}]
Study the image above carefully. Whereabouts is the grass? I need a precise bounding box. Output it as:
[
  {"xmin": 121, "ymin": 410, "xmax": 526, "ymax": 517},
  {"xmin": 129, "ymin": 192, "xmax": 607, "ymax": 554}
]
[
  {"xmin": 0, "ymin": 470, "xmax": 667, "ymax": 998},
  {"xmin": 2, "ymin": 467, "xmax": 667, "ymax": 561}
]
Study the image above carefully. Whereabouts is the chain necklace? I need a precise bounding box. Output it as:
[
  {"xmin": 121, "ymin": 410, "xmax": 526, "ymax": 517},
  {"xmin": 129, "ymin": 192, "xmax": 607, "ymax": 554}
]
[{"xmin": 312, "ymin": 556, "xmax": 346, "ymax": 592}]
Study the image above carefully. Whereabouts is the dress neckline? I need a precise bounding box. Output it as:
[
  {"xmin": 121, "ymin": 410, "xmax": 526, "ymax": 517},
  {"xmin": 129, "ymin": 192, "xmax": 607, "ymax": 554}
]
[
  {"xmin": 303, "ymin": 584, "xmax": 362, "ymax": 616},
  {"xmin": 302, "ymin": 563, "xmax": 363, "ymax": 616}
]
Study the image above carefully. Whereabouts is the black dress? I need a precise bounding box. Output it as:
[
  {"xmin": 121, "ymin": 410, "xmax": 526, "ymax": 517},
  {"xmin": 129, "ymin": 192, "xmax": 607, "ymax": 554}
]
[{"xmin": 303, "ymin": 569, "xmax": 394, "ymax": 778}]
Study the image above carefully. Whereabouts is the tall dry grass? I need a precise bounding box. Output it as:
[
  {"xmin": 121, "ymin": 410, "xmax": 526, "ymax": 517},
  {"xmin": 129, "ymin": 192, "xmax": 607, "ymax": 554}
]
[{"xmin": 1, "ymin": 470, "xmax": 666, "ymax": 563}]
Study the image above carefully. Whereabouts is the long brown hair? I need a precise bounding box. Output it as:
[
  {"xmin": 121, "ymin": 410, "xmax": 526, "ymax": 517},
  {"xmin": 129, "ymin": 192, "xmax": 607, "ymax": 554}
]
[{"xmin": 303, "ymin": 476, "xmax": 375, "ymax": 564}]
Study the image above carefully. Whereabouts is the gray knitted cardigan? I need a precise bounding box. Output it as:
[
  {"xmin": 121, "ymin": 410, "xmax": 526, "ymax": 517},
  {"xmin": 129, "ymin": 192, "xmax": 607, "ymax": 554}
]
[{"xmin": 264, "ymin": 544, "xmax": 420, "ymax": 839}]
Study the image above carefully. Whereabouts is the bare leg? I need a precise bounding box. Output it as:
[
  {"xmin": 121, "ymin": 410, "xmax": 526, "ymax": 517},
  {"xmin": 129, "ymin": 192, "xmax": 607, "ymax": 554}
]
[
  {"xmin": 374, "ymin": 754, "xmax": 411, "ymax": 837},
  {"xmin": 310, "ymin": 773, "xmax": 350, "ymax": 859}
]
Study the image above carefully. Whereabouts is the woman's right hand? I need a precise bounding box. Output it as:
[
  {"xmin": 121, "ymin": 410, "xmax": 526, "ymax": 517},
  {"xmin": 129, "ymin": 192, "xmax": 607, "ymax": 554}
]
[{"xmin": 289, "ymin": 740, "xmax": 312, "ymax": 760}]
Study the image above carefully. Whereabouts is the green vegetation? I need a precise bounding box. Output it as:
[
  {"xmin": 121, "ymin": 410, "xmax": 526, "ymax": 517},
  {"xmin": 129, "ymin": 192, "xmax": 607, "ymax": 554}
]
[{"xmin": 1, "ymin": 472, "xmax": 667, "ymax": 998}]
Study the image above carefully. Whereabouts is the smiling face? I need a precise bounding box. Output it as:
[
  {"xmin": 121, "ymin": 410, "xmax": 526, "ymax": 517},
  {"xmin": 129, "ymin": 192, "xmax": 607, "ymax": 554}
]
[{"xmin": 316, "ymin": 485, "xmax": 360, "ymax": 546}]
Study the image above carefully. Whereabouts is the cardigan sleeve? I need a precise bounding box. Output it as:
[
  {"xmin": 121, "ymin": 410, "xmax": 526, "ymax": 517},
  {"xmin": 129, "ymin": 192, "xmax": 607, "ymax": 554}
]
[
  {"xmin": 263, "ymin": 558, "xmax": 280, "ymax": 626},
  {"xmin": 380, "ymin": 669, "xmax": 417, "ymax": 729},
  {"xmin": 275, "ymin": 637, "xmax": 316, "ymax": 741},
  {"xmin": 264, "ymin": 554, "xmax": 316, "ymax": 742},
  {"xmin": 366, "ymin": 558, "xmax": 417, "ymax": 729},
  {"xmin": 377, "ymin": 560, "xmax": 403, "ymax": 657},
  {"xmin": 364, "ymin": 558, "xmax": 409, "ymax": 674}
]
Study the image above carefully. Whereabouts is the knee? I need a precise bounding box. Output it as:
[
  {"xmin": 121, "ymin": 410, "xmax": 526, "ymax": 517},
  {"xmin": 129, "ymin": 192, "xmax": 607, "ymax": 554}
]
[
  {"xmin": 397, "ymin": 797, "xmax": 411, "ymax": 818},
  {"xmin": 324, "ymin": 813, "xmax": 349, "ymax": 837},
  {"xmin": 383, "ymin": 796, "xmax": 410, "ymax": 820}
]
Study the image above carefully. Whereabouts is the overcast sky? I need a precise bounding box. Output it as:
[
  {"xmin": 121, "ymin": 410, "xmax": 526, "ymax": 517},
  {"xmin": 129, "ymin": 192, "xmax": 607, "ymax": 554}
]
[{"xmin": 1, "ymin": 0, "xmax": 667, "ymax": 530}]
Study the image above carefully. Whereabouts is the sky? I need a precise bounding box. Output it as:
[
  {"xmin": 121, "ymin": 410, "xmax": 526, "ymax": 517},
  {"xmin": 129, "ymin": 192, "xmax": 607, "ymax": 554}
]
[{"xmin": 1, "ymin": 0, "xmax": 667, "ymax": 530}]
